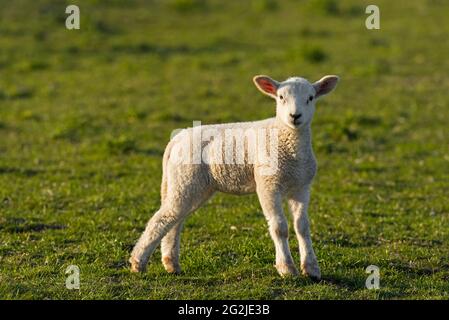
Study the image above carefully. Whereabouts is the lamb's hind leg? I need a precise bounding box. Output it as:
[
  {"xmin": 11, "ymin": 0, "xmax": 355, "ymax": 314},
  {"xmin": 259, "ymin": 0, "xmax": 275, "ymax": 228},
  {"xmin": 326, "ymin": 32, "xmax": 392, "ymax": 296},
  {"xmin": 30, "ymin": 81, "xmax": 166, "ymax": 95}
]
[
  {"xmin": 129, "ymin": 204, "xmax": 184, "ymax": 272},
  {"xmin": 160, "ymin": 222, "xmax": 184, "ymax": 273},
  {"xmin": 159, "ymin": 160, "xmax": 183, "ymax": 274},
  {"xmin": 160, "ymin": 185, "xmax": 214, "ymax": 274},
  {"xmin": 130, "ymin": 169, "xmax": 213, "ymax": 273}
]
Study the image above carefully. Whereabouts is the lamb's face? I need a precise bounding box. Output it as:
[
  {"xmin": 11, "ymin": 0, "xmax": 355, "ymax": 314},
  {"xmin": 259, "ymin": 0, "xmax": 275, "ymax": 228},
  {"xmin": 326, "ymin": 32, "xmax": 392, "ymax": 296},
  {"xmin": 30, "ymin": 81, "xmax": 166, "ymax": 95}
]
[
  {"xmin": 275, "ymin": 78, "xmax": 316, "ymax": 129},
  {"xmin": 253, "ymin": 74, "xmax": 340, "ymax": 130}
]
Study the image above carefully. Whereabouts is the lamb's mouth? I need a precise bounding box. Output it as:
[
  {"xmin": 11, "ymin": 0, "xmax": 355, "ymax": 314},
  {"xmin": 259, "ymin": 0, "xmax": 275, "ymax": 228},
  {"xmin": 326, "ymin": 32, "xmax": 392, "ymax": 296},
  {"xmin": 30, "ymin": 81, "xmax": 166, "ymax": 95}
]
[{"xmin": 293, "ymin": 120, "xmax": 302, "ymax": 126}]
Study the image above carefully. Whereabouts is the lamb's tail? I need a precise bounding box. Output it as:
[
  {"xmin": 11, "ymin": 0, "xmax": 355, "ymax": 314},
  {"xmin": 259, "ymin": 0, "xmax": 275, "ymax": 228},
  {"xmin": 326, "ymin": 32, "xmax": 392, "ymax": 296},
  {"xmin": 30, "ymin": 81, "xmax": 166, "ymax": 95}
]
[{"xmin": 160, "ymin": 141, "xmax": 173, "ymax": 205}]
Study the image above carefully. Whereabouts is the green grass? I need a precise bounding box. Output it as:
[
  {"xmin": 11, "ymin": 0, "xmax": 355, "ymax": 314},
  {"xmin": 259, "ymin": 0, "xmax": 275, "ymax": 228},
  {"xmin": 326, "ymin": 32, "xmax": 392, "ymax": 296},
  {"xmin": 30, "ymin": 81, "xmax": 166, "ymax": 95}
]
[{"xmin": 0, "ymin": 0, "xmax": 448, "ymax": 299}]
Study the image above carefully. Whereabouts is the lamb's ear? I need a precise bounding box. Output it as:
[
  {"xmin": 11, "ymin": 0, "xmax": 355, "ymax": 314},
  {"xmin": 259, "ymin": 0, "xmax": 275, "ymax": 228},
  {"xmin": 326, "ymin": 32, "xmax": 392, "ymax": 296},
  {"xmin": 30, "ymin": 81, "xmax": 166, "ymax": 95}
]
[
  {"xmin": 313, "ymin": 75, "xmax": 339, "ymax": 99},
  {"xmin": 253, "ymin": 75, "xmax": 280, "ymax": 99}
]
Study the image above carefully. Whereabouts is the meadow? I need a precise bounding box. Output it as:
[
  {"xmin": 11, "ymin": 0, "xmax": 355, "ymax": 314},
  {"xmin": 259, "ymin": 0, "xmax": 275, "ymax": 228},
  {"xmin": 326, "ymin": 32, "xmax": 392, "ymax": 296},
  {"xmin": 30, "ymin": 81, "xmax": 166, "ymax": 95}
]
[{"xmin": 0, "ymin": 0, "xmax": 448, "ymax": 299}]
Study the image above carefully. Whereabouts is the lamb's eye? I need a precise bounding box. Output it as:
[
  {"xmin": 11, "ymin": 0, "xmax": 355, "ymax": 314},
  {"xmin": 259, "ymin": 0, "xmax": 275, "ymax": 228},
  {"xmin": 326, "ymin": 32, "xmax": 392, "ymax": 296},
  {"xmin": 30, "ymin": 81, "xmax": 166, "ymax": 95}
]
[
  {"xmin": 279, "ymin": 95, "xmax": 284, "ymax": 100},
  {"xmin": 309, "ymin": 95, "xmax": 314, "ymax": 102}
]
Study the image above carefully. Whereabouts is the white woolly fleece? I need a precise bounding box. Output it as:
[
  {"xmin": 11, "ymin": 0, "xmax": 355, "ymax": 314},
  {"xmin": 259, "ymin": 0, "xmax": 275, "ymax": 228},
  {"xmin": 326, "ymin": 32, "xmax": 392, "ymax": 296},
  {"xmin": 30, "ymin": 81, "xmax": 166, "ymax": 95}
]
[{"xmin": 130, "ymin": 74, "xmax": 339, "ymax": 279}]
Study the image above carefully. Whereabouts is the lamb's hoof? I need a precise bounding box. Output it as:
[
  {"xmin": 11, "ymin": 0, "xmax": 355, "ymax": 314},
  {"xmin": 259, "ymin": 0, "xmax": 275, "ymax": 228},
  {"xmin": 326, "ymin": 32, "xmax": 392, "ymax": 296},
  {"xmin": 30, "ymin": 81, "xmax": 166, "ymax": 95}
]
[
  {"xmin": 275, "ymin": 263, "xmax": 300, "ymax": 277},
  {"xmin": 301, "ymin": 262, "xmax": 321, "ymax": 282},
  {"xmin": 129, "ymin": 257, "xmax": 146, "ymax": 273},
  {"xmin": 162, "ymin": 256, "xmax": 181, "ymax": 274}
]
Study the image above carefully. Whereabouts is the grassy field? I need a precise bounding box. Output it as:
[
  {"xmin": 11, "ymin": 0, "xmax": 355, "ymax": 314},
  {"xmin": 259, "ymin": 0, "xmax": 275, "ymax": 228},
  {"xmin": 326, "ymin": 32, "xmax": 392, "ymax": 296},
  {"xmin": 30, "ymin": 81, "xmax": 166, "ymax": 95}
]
[{"xmin": 0, "ymin": 0, "xmax": 448, "ymax": 299}]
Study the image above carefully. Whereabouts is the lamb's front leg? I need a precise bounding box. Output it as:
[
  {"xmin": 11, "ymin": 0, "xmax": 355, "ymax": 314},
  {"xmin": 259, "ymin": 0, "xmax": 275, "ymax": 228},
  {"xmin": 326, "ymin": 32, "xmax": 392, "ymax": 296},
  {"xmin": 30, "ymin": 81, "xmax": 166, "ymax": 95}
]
[
  {"xmin": 256, "ymin": 187, "xmax": 298, "ymax": 277},
  {"xmin": 288, "ymin": 186, "xmax": 321, "ymax": 281}
]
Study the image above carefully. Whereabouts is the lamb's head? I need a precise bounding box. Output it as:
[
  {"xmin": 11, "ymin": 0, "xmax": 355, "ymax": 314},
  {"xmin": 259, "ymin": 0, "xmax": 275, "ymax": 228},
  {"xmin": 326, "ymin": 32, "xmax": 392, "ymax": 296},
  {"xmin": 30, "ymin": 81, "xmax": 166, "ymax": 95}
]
[{"xmin": 253, "ymin": 75, "xmax": 339, "ymax": 130}]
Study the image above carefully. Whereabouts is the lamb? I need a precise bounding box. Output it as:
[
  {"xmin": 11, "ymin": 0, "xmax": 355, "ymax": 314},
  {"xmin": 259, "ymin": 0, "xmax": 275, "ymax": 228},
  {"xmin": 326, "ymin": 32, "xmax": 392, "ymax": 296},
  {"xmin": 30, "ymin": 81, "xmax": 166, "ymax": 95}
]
[{"xmin": 129, "ymin": 74, "xmax": 339, "ymax": 280}]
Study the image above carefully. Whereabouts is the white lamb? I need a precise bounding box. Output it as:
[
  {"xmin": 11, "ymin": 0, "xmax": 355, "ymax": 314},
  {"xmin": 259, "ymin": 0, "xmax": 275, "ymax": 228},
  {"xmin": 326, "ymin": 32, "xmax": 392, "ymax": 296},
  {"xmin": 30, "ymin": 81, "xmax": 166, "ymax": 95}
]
[{"xmin": 130, "ymin": 74, "xmax": 339, "ymax": 280}]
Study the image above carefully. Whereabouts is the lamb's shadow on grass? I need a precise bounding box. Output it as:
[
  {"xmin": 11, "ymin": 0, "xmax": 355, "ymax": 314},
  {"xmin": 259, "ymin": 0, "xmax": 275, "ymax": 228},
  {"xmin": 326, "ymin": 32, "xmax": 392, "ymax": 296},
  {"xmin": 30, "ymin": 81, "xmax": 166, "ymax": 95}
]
[
  {"xmin": 317, "ymin": 234, "xmax": 381, "ymax": 249},
  {"xmin": 270, "ymin": 272, "xmax": 380, "ymax": 299},
  {"xmin": 270, "ymin": 275, "xmax": 319, "ymax": 288},
  {"xmin": 319, "ymin": 273, "xmax": 366, "ymax": 291},
  {"xmin": 321, "ymin": 274, "xmax": 410, "ymax": 299},
  {"xmin": 268, "ymin": 271, "xmax": 362, "ymax": 288},
  {"xmin": 388, "ymin": 258, "xmax": 448, "ymax": 276}
]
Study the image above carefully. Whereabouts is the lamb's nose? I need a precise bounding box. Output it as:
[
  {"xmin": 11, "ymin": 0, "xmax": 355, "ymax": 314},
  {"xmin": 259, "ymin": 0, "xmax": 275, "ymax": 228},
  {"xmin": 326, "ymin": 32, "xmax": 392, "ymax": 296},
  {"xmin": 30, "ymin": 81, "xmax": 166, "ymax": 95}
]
[{"xmin": 289, "ymin": 113, "xmax": 302, "ymax": 120}]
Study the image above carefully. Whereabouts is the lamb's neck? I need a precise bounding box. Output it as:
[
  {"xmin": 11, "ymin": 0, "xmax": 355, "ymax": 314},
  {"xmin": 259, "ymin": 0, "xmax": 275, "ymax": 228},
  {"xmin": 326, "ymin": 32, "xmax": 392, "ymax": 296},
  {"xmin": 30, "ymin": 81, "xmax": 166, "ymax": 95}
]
[{"xmin": 277, "ymin": 122, "xmax": 313, "ymax": 156}]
